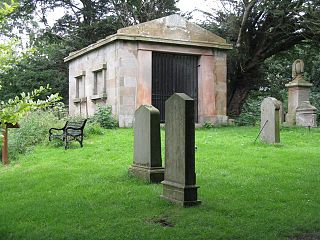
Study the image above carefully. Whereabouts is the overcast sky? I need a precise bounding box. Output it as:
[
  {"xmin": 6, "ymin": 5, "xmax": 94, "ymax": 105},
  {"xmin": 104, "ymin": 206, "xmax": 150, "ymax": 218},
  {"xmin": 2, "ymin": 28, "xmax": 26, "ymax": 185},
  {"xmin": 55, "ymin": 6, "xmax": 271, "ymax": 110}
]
[{"xmin": 177, "ymin": 0, "xmax": 215, "ymax": 21}]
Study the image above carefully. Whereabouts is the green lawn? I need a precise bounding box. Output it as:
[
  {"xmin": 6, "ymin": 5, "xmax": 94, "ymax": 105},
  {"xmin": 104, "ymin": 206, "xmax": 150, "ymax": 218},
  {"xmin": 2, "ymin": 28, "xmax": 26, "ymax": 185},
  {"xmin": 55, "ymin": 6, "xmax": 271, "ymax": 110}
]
[{"xmin": 0, "ymin": 127, "xmax": 319, "ymax": 240}]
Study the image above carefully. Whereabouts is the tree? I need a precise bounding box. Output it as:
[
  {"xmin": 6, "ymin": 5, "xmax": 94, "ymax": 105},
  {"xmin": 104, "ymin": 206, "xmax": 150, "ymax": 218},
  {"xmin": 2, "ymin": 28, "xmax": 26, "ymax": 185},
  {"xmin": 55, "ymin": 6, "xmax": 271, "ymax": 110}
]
[
  {"xmin": 202, "ymin": 0, "xmax": 320, "ymax": 116},
  {"xmin": 0, "ymin": 0, "xmax": 19, "ymax": 85},
  {"xmin": 0, "ymin": 34, "xmax": 70, "ymax": 102},
  {"xmin": 12, "ymin": 0, "xmax": 179, "ymax": 48},
  {"xmin": 0, "ymin": 0, "xmax": 179, "ymax": 102},
  {"xmin": 109, "ymin": 0, "xmax": 179, "ymax": 26},
  {"xmin": 0, "ymin": 1, "xmax": 62, "ymax": 136}
]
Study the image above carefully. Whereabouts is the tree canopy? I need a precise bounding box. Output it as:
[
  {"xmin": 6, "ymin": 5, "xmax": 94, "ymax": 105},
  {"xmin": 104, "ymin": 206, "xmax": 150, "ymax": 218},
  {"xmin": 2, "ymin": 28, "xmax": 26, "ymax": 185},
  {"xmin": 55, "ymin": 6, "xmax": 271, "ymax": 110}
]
[
  {"xmin": 203, "ymin": 0, "xmax": 320, "ymax": 116},
  {"xmin": 0, "ymin": 0, "xmax": 179, "ymax": 103}
]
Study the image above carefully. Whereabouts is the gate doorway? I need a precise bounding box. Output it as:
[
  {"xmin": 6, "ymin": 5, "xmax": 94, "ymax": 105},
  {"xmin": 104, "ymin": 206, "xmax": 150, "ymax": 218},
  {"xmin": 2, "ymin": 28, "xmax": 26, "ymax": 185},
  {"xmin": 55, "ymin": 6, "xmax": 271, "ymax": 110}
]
[{"xmin": 152, "ymin": 52, "xmax": 199, "ymax": 122}]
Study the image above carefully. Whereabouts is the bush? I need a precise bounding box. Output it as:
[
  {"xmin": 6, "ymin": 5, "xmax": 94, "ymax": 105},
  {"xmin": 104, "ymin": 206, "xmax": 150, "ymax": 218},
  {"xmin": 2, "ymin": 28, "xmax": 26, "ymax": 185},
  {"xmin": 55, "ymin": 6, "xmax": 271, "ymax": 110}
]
[
  {"xmin": 89, "ymin": 105, "xmax": 118, "ymax": 129},
  {"xmin": 6, "ymin": 110, "xmax": 64, "ymax": 160},
  {"xmin": 310, "ymin": 91, "xmax": 320, "ymax": 124},
  {"xmin": 235, "ymin": 93, "xmax": 265, "ymax": 126},
  {"xmin": 84, "ymin": 122, "xmax": 104, "ymax": 136},
  {"xmin": 202, "ymin": 122, "xmax": 214, "ymax": 129}
]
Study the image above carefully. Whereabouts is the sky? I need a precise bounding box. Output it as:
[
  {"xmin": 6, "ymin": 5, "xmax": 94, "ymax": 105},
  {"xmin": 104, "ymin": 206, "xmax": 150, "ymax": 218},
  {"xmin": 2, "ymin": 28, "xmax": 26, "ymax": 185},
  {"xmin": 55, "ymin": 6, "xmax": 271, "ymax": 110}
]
[{"xmin": 176, "ymin": 0, "xmax": 216, "ymax": 21}]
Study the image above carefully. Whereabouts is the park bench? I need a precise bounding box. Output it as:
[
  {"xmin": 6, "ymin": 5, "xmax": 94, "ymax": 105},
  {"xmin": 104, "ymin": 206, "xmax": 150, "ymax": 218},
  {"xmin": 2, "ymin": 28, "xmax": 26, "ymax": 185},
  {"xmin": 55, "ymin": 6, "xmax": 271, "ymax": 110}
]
[{"xmin": 49, "ymin": 119, "xmax": 87, "ymax": 149}]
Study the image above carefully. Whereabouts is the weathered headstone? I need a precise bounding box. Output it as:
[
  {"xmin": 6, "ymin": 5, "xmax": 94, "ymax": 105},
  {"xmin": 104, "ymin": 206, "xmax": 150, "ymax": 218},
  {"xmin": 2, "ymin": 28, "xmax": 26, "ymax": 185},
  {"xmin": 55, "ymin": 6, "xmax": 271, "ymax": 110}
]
[
  {"xmin": 260, "ymin": 97, "xmax": 280, "ymax": 144},
  {"xmin": 285, "ymin": 59, "xmax": 317, "ymax": 126},
  {"xmin": 129, "ymin": 105, "xmax": 164, "ymax": 183},
  {"xmin": 161, "ymin": 93, "xmax": 200, "ymax": 206}
]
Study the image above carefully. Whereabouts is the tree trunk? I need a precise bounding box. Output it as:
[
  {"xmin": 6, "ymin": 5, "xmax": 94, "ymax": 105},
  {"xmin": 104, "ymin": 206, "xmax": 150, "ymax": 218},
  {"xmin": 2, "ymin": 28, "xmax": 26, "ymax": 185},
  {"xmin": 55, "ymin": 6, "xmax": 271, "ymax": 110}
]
[
  {"xmin": 227, "ymin": 85, "xmax": 251, "ymax": 117},
  {"xmin": 227, "ymin": 60, "xmax": 264, "ymax": 117}
]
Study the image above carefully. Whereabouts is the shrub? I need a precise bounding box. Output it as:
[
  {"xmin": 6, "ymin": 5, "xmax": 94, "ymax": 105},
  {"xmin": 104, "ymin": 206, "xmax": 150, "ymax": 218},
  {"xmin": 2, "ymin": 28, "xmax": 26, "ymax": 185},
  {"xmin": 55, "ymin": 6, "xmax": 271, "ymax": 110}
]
[
  {"xmin": 310, "ymin": 91, "xmax": 320, "ymax": 124},
  {"xmin": 202, "ymin": 122, "xmax": 214, "ymax": 129},
  {"xmin": 7, "ymin": 110, "xmax": 64, "ymax": 160},
  {"xmin": 235, "ymin": 93, "xmax": 266, "ymax": 126},
  {"xmin": 84, "ymin": 122, "xmax": 104, "ymax": 136},
  {"xmin": 89, "ymin": 105, "xmax": 118, "ymax": 129}
]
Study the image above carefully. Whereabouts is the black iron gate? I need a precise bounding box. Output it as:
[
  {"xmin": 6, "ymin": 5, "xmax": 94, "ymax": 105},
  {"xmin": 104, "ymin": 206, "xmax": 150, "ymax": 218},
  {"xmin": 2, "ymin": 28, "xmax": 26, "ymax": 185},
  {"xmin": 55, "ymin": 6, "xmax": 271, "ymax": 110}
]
[{"xmin": 152, "ymin": 52, "xmax": 199, "ymax": 122}]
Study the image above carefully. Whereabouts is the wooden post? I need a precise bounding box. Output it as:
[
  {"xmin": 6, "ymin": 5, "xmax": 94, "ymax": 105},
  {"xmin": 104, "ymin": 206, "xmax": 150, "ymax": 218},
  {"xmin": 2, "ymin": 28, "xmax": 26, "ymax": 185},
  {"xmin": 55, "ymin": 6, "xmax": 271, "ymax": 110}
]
[
  {"xmin": 1, "ymin": 123, "xmax": 19, "ymax": 165},
  {"xmin": 2, "ymin": 126, "xmax": 8, "ymax": 165}
]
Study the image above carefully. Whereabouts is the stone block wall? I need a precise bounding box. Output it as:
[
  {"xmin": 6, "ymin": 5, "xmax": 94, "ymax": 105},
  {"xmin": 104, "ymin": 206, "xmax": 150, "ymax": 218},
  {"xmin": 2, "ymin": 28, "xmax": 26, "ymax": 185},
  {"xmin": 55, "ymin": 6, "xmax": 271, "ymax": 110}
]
[
  {"xmin": 69, "ymin": 43, "xmax": 118, "ymax": 117},
  {"xmin": 68, "ymin": 41, "xmax": 228, "ymax": 127},
  {"xmin": 68, "ymin": 41, "xmax": 139, "ymax": 127}
]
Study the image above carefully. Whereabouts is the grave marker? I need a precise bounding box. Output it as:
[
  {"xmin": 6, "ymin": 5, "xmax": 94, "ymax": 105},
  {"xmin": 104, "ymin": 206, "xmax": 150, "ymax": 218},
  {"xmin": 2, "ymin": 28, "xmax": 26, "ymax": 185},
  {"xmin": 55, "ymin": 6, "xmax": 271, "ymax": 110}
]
[
  {"xmin": 129, "ymin": 105, "xmax": 164, "ymax": 183},
  {"xmin": 161, "ymin": 93, "xmax": 201, "ymax": 206},
  {"xmin": 260, "ymin": 97, "xmax": 280, "ymax": 144}
]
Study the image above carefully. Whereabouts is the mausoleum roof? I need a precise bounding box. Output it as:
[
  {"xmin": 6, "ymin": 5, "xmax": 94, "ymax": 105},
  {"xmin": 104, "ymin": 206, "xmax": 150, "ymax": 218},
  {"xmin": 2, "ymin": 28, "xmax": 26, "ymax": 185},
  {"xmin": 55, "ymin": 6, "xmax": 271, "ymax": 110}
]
[{"xmin": 65, "ymin": 14, "xmax": 232, "ymax": 62}]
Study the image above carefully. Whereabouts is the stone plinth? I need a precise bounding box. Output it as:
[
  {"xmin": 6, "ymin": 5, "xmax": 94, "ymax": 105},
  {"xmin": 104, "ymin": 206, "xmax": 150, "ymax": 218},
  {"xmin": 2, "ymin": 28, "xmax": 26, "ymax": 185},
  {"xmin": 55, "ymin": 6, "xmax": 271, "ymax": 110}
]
[
  {"xmin": 260, "ymin": 97, "xmax": 280, "ymax": 144},
  {"xmin": 161, "ymin": 93, "xmax": 201, "ymax": 207},
  {"xmin": 129, "ymin": 105, "xmax": 164, "ymax": 183},
  {"xmin": 296, "ymin": 101, "xmax": 317, "ymax": 127},
  {"xmin": 285, "ymin": 80, "xmax": 313, "ymax": 125}
]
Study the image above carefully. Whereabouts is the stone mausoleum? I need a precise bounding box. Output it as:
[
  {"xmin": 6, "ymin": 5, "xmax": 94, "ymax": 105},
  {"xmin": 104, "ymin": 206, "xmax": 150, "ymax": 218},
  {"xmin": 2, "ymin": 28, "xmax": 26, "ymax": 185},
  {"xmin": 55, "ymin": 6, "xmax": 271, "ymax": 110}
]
[{"xmin": 64, "ymin": 14, "xmax": 232, "ymax": 127}]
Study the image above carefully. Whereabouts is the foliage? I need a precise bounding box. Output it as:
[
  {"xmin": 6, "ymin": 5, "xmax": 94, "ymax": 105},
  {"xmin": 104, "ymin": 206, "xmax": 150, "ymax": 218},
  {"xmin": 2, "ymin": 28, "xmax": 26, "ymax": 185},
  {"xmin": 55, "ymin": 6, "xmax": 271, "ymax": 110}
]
[
  {"xmin": 0, "ymin": 37, "xmax": 70, "ymax": 102},
  {"xmin": 3, "ymin": 110, "xmax": 64, "ymax": 160},
  {"xmin": 0, "ymin": 0, "xmax": 19, "ymax": 87},
  {"xmin": 0, "ymin": 85, "xmax": 61, "ymax": 132},
  {"xmin": 235, "ymin": 42, "xmax": 320, "ymax": 126},
  {"xmin": 89, "ymin": 105, "xmax": 118, "ymax": 129},
  {"xmin": 310, "ymin": 91, "xmax": 320, "ymax": 123},
  {"xmin": 0, "ymin": 0, "xmax": 18, "ymax": 27},
  {"xmin": 202, "ymin": 122, "xmax": 215, "ymax": 129},
  {"xmin": 84, "ymin": 122, "xmax": 104, "ymax": 136},
  {"xmin": 109, "ymin": 0, "xmax": 179, "ymax": 26},
  {"xmin": 235, "ymin": 92, "xmax": 266, "ymax": 126},
  {"xmin": 201, "ymin": 0, "xmax": 320, "ymax": 116},
  {"xmin": 0, "ymin": 127, "xmax": 319, "ymax": 239},
  {"xmin": 0, "ymin": 0, "xmax": 179, "ymax": 103}
]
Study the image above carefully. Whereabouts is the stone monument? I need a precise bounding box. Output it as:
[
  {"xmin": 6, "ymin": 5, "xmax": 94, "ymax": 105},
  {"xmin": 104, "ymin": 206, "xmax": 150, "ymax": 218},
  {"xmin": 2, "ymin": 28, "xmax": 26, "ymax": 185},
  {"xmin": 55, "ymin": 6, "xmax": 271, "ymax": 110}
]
[
  {"xmin": 129, "ymin": 105, "xmax": 164, "ymax": 183},
  {"xmin": 161, "ymin": 93, "xmax": 201, "ymax": 206},
  {"xmin": 296, "ymin": 101, "xmax": 317, "ymax": 127},
  {"xmin": 285, "ymin": 59, "xmax": 317, "ymax": 127},
  {"xmin": 260, "ymin": 97, "xmax": 280, "ymax": 144}
]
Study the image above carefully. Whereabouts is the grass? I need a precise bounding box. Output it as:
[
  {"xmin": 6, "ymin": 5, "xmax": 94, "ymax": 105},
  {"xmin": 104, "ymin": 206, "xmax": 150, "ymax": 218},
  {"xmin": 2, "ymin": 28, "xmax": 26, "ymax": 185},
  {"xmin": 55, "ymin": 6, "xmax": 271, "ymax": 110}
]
[{"xmin": 0, "ymin": 126, "xmax": 319, "ymax": 240}]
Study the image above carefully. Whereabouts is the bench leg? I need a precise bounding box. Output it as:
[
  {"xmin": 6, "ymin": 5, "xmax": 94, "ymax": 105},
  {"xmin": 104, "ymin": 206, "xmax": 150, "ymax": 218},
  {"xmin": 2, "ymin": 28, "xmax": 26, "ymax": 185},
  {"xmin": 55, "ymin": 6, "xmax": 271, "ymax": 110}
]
[
  {"xmin": 80, "ymin": 136, "xmax": 83, "ymax": 148},
  {"xmin": 64, "ymin": 136, "xmax": 68, "ymax": 150}
]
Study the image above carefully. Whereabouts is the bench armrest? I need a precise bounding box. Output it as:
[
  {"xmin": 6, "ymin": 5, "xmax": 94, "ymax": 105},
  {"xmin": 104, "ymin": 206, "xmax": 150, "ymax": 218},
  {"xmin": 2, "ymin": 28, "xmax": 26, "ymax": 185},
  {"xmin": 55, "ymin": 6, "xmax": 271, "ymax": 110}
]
[{"xmin": 49, "ymin": 127, "xmax": 65, "ymax": 134}]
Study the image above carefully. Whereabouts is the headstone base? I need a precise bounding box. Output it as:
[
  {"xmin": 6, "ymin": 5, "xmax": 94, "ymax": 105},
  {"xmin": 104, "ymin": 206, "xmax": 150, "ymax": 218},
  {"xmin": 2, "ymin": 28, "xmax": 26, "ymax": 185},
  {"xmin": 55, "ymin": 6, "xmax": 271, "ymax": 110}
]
[
  {"xmin": 161, "ymin": 180, "xmax": 201, "ymax": 207},
  {"xmin": 129, "ymin": 165, "xmax": 164, "ymax": 183}
]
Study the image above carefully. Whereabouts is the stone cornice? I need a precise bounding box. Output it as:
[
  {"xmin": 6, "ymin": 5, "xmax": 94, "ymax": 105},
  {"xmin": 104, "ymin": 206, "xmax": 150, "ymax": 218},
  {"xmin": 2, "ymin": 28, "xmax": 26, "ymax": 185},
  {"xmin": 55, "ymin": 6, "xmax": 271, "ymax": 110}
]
[{"xmin": 64, "ymin": 33, "xmax": 232, "ymax": 62}]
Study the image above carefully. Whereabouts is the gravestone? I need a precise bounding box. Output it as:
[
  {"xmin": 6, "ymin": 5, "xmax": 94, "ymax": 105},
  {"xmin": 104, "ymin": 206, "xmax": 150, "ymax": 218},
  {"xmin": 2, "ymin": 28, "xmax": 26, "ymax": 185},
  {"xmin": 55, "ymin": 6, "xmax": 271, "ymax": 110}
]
[
  {"xmin": 285, "ymin": 59, "xmax": 317, "ymax": 126},
  {"xmin": 161, "ymin": 93, "xmax": 201, "ymax": 206},
  {"xmin": 260, "ymin": 97, "xmax": 280, "ymax": 144},
  {"xmin": 129, "ymin": 105, "xmax": 164, "ymax": 183}
]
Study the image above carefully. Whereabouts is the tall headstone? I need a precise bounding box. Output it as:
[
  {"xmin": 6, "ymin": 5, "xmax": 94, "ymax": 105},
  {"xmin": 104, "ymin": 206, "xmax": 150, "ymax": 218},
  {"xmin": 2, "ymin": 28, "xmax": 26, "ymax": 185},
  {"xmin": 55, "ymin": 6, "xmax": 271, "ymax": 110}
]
[
  {"xmin": 285, "ymin": 59, "xmax": 317, "ymax": 126},
  {"xmin": 129, "ymin": 105, "xmax": 164, "ymax": 183},
  {"xmin": 161, "ymin": 93, "xmax": 201, "ymax": 206},
  {"xmin": 260, "ymin": 97, "xmax": 280, "ymax": 144}
]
